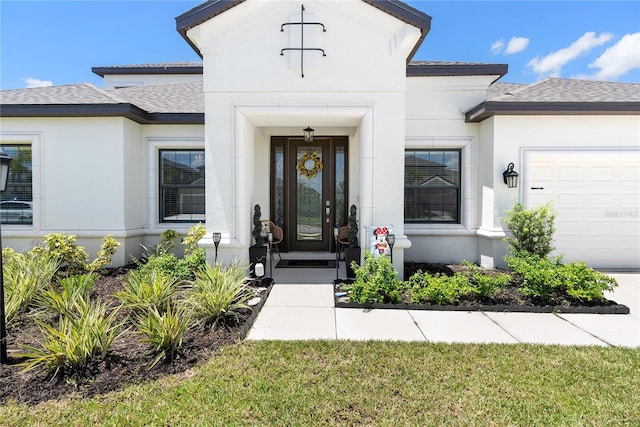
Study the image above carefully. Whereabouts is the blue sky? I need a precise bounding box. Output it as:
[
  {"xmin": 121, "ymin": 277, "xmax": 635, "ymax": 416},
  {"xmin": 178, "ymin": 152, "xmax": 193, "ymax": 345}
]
[{"xmin": 1, "ymin": 0, "xmax": 638, "ymax": 90}]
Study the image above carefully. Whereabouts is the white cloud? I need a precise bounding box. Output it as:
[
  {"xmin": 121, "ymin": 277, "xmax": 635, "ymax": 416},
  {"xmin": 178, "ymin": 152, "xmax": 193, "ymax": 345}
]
[
  {"xmin": 505, "ymin": 37, "xmax": 529, "ymax": 55},
  {"xmin": 490, "ymin": 40, "xmax": 505, "ymax": 55},
  {"xmin": 589, "ymin": 32, "xmax": 640, "ymax": 80},
  {"xmin": 23, "ymin": 77, "xmax": 53, "ymax": 88},
  {"xmin": 527, "ymin": 31, "xmax": 614, "ymax": 76}
]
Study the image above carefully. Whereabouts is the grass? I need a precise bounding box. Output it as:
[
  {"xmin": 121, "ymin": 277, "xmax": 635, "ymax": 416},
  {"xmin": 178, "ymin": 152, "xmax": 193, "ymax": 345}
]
[{"xmin": 2, "ymin": 341, "xmax": 639, "ymax": 426}]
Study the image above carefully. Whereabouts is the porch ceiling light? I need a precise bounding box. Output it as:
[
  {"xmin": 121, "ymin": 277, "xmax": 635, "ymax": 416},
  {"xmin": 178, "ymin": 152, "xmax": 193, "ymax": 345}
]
[
  {"xmin": 303, "ymin": 126, "xmax": 314, "ymax": 143},
  {"xmin": 503, "ymin": 163, "xmax": 519, "ymax": 189}
]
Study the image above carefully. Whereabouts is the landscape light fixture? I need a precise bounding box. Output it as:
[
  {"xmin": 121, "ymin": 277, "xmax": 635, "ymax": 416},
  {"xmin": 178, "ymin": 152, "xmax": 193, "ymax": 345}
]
[
  {"xmin": 386, "ymin": 233, "xmax": 396, "ymax": 264},
  {"xmin": 0, "ymin": 149, "xmax": 13, "ymax": 364},
  {"xmin": 303, "ymin": 126, "xmax": 314, "ymax": 143},
  {"xmin": 212, "ymin": 232, "xmax": 222, "ymax": 265},
  {"xmin": 503, "ymin": 163, "xmax": 519, "ymax": 188}
]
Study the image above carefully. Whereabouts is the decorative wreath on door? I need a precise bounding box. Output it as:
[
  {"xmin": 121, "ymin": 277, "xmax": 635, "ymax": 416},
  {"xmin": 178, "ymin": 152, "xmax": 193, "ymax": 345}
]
[{"xmin": 296, "ymin": 151, "xmax": 324, "ymax": 179}]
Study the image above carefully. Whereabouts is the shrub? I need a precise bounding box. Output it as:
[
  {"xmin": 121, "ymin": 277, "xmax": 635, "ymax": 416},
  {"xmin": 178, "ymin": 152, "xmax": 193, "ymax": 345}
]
[
  {"xmin": 407, "ymin": 271, "xmax": 472, "ymax": 305},
  {"xmin": 461, "ymin": 261, "xmax": 510, "ymax": 298},
  {"xmin": 115, "ymin": 269, "xmax": 178, "ymax": 315},
  {"xmin": 37, "ymin": 273, "xmax": 96, "ymax": 316},
  {"xmin": 182, "ymin": 223, "xmax": 206, "ymax": 255},
  {"xmin": 87, "ymin": 235, "xmax": 120, "ymax": 272},
  {"xmin": 185, "ymin": 262, "xmax": 251, "ymax": 327},
  {"xmin": 506, "ymin": 254, "xmax": 616, "ymax": 303},
  {"xmin": 135, "ymin": 304, "xmax": 190, "ymax": 368},
  {"xmin": 18, "ymin": 297, "xmax": 121, "ymax": 378},
  {"xmin": 506, "ymin": 253, "xmax": 564, "ymax": 301},
  {"xmin": 346, "ymin": 255, "xmax": 402, "ymax": 304},
  {"xmin": 504, "ymin": 202, "xmax": 556, "ymax": 258},
  {"xmin": 29, "ymin": 233, "xmax": 89, "ymax": 273},
  {"xmin": 140, "ymin": 229, "xmax": 179, "ymax": 263},
  {"xmin": 562, "ymin": 262, "xmax": 617, "ymax": 302},
  {"xmin": 4, "ymin": 252, "xmax": 60, "ymax": 324}
]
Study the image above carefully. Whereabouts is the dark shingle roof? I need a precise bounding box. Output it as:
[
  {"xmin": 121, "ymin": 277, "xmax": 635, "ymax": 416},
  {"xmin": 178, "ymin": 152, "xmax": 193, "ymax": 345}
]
[
  {"xmin": 467, "ymin": 78, "xmax": 640, "ymax": 122},
  {"xmin": 110, "ymin": 81, "xmax": 203, "ymax": 113},
  {"xmin": 0, "ymin": 83, "xmax": 126, "ymax": 105},
  {"xmin": 0, "ymin": 82, "xmax": 204, "ymax": 124}
]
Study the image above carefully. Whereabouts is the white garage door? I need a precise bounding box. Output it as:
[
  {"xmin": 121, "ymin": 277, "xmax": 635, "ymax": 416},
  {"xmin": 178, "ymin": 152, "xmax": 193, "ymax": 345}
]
[{"xmin": 524, "ymin": 149, "xmax": 640, "ymax": 270}]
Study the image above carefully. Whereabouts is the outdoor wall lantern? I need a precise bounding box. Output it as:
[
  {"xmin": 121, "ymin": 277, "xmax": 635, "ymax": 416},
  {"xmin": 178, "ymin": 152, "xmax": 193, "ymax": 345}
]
[
  {"xmin": 503, "ymin": 163, "xmax": 519, "ymax": 189},
  {"xmin": 386, "ymin": 233, "xmax": 396, "ymax": 264},
  {"xmin": 0, "ymin": 149, "xmax": 13, "ymax": 364},
  {"xmin": 303, "ymin": 126, "xmax": 314, "ymax": 143},
  {"xmin": 212, "ymin": 232, "xmax": 222, "ymax": 265}
]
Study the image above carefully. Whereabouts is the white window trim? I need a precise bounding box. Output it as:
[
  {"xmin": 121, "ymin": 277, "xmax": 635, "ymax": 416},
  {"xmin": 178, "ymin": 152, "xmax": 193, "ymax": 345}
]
[
  {"xmin": 0, "ymin": 131, "xmax": 41, "ymax": 232},
  {"xmin": 404, "ymin": 137, "xmax": 473, "ymax": 235},
  {"xmin": 146, "ymin": 137, "xmax": 205, "ymax": 234}
]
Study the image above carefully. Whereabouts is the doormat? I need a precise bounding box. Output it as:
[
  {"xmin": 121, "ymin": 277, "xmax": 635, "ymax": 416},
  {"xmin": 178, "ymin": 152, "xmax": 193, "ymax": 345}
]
[{"xmin": 276, "ymin": 259, "xmax": 337, "ymax": 268}]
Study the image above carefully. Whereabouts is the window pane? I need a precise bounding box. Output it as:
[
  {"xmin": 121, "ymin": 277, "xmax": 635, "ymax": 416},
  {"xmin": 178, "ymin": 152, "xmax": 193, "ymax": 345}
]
[
  {"xmin": 404, "ymin": 150, "xmax": 460, "ymax": 223},
  {"xmin": 160, "ymin": 150, "xmax": 205, "ymax": 223},
  {"xmin": 0, "ymin": 145, "xmax": 32, "ymax": 225}
]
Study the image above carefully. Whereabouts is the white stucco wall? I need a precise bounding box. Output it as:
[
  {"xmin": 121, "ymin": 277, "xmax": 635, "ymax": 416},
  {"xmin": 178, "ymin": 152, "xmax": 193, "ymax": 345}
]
[{"xmin": 0, "ymin": 117, "xmax": 204, "ymax": 265}]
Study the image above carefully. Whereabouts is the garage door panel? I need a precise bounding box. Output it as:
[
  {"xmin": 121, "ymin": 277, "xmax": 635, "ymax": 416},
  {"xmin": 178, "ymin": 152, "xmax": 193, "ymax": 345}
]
[{"xmin": 525, "ymin": 149, "xmax": 640, "ymax": 269}]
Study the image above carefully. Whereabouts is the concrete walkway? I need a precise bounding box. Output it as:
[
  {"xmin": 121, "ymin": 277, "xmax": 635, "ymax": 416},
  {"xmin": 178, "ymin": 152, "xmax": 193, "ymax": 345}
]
[{"xmin": 247, "ymin": 263, "xmax": 639, "ymax": 347}]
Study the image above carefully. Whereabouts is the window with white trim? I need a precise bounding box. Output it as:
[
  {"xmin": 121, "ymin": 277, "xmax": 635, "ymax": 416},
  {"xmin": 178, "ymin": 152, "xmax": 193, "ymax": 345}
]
[
  {"xmin": 0, "ymin": 144, "xmax": 32, "ymax": 225},
  {"xmin": 159, "ymin": 149, "xmax": 205, "ymax": 223},
  {"xmin": 404, "ymin": 149, "xmax": 461, "ymax": 224}
]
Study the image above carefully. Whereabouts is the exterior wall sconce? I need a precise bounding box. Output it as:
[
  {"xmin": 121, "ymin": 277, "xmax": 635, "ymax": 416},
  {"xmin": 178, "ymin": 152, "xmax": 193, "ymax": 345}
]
[
  {"xmin": 334, "ymin": 226, "xmax": 340, "ymax": 281},
  {"xmin": 0, "ymin": 148, "xmax": 13, "ymax": 364},
  {"xmin": 212, "ymin": 232, "xmax": 222, "ymax": 265},
  {"xmin": 303, "ymin": 126, "xmax": 314, "ymax": 143},
  {"xmin": 503, "ymin": 163, "xmax": 519, "ymax": 188}
]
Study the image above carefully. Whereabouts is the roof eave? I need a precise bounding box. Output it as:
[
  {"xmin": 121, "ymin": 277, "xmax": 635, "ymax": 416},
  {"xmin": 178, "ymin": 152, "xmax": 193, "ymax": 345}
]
[
  {"xmin": 176, "ymin": 0, "xmax": 246, "ymax": 58},
  {"xmin": 0, "ymin": 104, "xmax": 205, "ymax": 125},
  {"xmin": 465, "ymin": 101, "xmax": 640, "ymax": 122},
  {"xmin": 92, "ymin": 66, "xmax": 203, "ymax": 77},
  {"xmin": 407, "ymin": 63, "xmax": 508, "ymax": 79}
]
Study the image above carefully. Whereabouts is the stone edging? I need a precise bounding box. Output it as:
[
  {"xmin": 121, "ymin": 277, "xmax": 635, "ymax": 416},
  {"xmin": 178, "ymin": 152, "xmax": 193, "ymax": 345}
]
[
  {"xmin": 334, "ymin": 299, "xmax": 630, "ymax": 314},
  {"xmin": 240, "ymin": 283, "xmax": 274, "ymax": 339}
]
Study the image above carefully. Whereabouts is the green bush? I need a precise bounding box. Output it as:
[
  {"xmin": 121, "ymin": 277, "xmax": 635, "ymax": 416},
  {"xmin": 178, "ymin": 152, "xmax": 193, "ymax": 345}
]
[
  {"xmin": 504, "ymin": 202, "xmax": 556, "ymax": 258},
  {"xmin": 4, "ymin": 252, "xmax": 60, "ymax": 324},
  {"xmin": 18, "ymin": 296, "xmax": 121, "ymax": 378},
  {"xmin": 182, "ymin": 223, "xmax": 206, "ymax": 255},
  {"xmin": 506, "ymin": 254, "xmax": 617, "ymax": 303},
  {"xmin": 407, "ymin": 271, "xmax": 472, "ymax": 305},
  {"xmin": 185, "ymin": 262, "xmax": 251, "ymax": 327},
  {"xmin": 461, "ymin": 261, "xmax": 510, "ymax": 298},
  {"xmin": 87, "ymin": 235, "xmax": 120, "ymax": 272},
  {"xmin": 37, "ymin": 273, "xmax": 96, "ymax": 316},
  {"xmin": 346, "ymin": 255, "xmax": 402, "ymax": 304},
  {"xmin": 135, "ymin": 304, "xmax": 190, "ymax": 368},
  {"xmin": 115, "ymin": 269, "xmax": 178, "ymax": 315},
  {"xmin": 29, "ymin": 233, "xmax": 89, "ymax": 273},
  {"xmin": 562, "ymin": 262, "xmax": 617, "ymax": 302}
]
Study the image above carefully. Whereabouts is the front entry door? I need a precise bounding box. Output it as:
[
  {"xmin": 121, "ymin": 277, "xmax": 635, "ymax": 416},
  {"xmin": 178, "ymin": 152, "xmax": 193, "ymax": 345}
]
[{"xmin": 271, "ymin": 136, "xmax": 348, "ymax": 252}]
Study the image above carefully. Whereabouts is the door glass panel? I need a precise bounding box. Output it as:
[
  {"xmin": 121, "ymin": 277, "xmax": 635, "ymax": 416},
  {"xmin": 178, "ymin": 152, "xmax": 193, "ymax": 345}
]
[
  {"xmin": 274, "ymin": 145, "xmax": 284, "ymax": 226},
  {"xmin": 296, "ymin": 146, "xmax": 323, "ymax": 241},
  {"xmin": 335, "ymin": 145, "xmax": 345, "ymax": 227}
]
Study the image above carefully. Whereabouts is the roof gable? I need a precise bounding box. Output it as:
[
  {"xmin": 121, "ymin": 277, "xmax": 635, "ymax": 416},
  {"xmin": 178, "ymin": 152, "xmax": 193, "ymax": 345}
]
[{"xmin": 176, "ymin": 0, "xmax": 431, "ymax": 61}]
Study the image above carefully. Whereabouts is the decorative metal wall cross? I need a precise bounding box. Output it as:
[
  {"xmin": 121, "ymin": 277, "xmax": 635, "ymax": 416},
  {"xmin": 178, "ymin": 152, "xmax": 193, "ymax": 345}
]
[{"xmin": 280, "ymin": 4, "xmax": 326, "ymax": 78}]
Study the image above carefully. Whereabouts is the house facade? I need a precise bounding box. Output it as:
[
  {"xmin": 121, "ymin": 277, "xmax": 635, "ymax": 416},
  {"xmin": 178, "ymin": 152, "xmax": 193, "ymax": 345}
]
[{"xmin": 1, "ymin": 0, "xmax": 639, "ymax": 276}]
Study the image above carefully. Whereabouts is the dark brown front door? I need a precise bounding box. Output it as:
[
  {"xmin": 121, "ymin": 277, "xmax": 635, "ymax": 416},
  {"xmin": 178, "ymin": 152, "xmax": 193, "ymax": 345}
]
[{"xmin": 271, "ymin": 136, "xmax": 348, "ymax": 252}]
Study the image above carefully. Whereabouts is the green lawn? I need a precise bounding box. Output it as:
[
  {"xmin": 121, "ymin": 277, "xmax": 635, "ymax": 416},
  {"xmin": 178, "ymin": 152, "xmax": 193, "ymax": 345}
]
[{"xmin": 2, "ymin": 341, "xmax": 639, "ymax": 426}]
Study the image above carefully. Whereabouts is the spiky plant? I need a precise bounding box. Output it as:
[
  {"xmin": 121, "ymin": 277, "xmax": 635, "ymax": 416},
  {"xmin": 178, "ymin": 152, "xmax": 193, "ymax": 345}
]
[
  {"xmin": 115, "ymin": 269, "xmax": 178, "ymax": 315},
  {"xmin": 135, "ymin": 303, "xmax": 190, "ymax": 368}
]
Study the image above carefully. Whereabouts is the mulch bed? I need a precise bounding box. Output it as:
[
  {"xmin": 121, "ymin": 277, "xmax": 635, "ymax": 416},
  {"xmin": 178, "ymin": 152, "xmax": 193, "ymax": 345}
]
[
  {"xmin": 0, "ymin": 267, "xmax": 271, "ymax": 406},
  {"xmin": 334, "ymin": 263, "xmax": 629, "ymax": 314}
]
